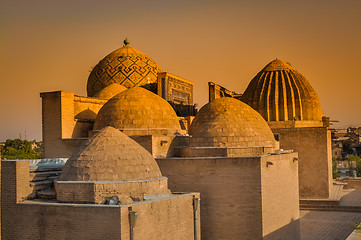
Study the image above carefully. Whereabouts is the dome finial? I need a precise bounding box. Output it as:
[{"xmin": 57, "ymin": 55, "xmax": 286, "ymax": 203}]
[{"xmin": 123, "ymin": 38, "xmax": 130, "ymax": 46}]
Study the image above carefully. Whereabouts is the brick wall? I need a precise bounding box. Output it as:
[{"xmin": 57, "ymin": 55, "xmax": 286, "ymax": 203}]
[
  {"xmin": 41, "ymin": 91, "xmax": 106, "ymax": 158},
  {"xmin": 120, "ymin": 193, "xmax": 200, "ymax": 240},
  {"xmin": 157, "ymin": 155, "xmax": 300, "ymax": 240},
  {"xmin": 131, "ymin": 135, "xmax": 190, "ymax": 158},
  {"xmin": 56, "ymin": 178, "xmax": 170, "ymax": 204},
  {"xmin": 157, "ymin": 157, "xmax": 263, "ymax": 240},
  {"xmin": 272, "ymin": 127, "xmax": 332, "ymax": 199},
  {"xmin": 1, "ymin": 160, "xmax": 33, "ymax": 239},
  {"xmin": 13, "ymin": 203, "xmax": 122, "ymax": 239},
  {"xmin": 2, "ymin": 160, "xmax": 199, "ymax": 240},
  {"xmin": 341, "ymin": 178, "xmax": 361, "ymax": 189},
  {"xmin": 261, "ymin": 154, "xmax": 300, "ymax": 239}
]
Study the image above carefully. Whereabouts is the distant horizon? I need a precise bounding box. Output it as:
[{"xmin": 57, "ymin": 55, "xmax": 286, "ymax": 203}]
[{"xmin": 1, "ymin": 0, "xmax": 361, "ymax": 141}]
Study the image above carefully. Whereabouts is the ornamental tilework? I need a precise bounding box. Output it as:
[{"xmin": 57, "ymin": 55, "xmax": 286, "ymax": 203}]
[{"xmin": 87, "ymin": 45, "xmax": 162, "ymax": 97}]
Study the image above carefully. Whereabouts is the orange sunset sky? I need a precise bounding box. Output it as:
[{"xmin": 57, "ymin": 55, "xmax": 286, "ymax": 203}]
[{"xmin": 0, "ymin": 0, "xmax": 361, "ymax": 141}]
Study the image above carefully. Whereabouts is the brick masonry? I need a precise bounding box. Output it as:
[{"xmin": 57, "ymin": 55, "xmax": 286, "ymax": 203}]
[
  {"xmin": 272, "ymin": 127, "xmax": 332, "ymax": 199},
  {"xmin": 1, "ymin": 160, "xmax": 200, "ymax": 240},
  {"xmin": 157, "ymin": 153, "xmax": 300, "ymax": 240}
]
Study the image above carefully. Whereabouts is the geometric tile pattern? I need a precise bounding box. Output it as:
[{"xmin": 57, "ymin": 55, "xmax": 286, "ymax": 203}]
[
  {"xmin": 241, "ymin": 59, "xmax": 323, "ymax": 122},
  {"xmin": 87, "ymin": 44, "xmax": 162, "ymax": 97}
]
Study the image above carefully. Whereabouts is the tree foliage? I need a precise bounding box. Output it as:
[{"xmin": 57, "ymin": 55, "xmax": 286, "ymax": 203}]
[
  {"xmin": 346, "ymin": 155, "xmax": 361, "ymax": 177},
  {"xmin": 332, "ymin": 157, "xmax": 338, "ymax": 179},
  {"xmin": 1, "ymin": 139, "xmax": 42, "ymax": 160}
]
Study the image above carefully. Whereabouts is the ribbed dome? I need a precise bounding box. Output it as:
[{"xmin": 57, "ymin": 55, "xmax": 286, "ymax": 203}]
[
  {"xmin": 189, "ymin": 97, "xmax": 276, "ymax": 148},
  {"xmin": 87, "ymin": 42, "xmax": 162, "ymax": 97},
  {"xmin": 93, "ymin": 87, "xmax": 182, "ymax": 135},
  {"xmin": 59, "ymin": 126, "xmax": 162, "ymax": 182},
  {"xmin": 241, "ymin": 59, "xmax": 323, "ymax": 122},
  {"xmin": 93, "ymin": 83, "xmax": 127, "ymax": 100}
]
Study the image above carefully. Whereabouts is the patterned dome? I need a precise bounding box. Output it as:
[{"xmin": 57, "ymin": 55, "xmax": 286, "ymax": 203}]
[
  {"xmin": 87, "ymin": 40, "xmax": 162, "ymax": 97},
  {"xmin": 93, "ymin": 87, "xmax": 182, "ymax": 135},
  {"xmin": 241, "ymin": 59, "xmax": 323, "ymax": 122},
  {"xmin": 189, "ymin": 97, "xmax": 276, "ymax": 148},
  {"xmin": 59, "ymin": 126, "xmax": 162, "ymax": 181}
]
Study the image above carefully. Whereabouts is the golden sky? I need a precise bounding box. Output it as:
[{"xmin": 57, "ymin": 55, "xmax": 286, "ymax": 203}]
[{"xmin": 1, "ymin": 0, "xmax": 361, "ymax": 141}]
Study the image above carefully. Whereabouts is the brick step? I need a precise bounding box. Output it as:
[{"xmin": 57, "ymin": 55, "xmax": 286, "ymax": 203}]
[
  {"xmin": 300, "ymin": 205, "xmax": 361, "ymax": 213},
  {"xmin": 30, "ymin": 180, "xmax": 53, "ymax": 191},
  {"xmin": 300, "ymin": 199, "xmax": 339, "ymax": 207},
  {"xmin": 30, "ymin": 171, "xmax": 61, "ymax": 181},
  {"xmin": 30, "ymin": 168, "xmax": 62, "ymax": 172},
  {"xmin": 30, "ymin": 179, "xmax": 53, "ymax": 186},
  {"xmin": 37, "ymin": 189, "xmax": 56, "ymax": 199}
]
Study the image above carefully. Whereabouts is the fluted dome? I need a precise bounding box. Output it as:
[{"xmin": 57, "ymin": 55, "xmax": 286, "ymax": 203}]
[
  {"xmin": 93, "ymin": 87, "xmax": 182, "ymax": 135},
  {"xmin": 59, "ymin": 126, "xmax": 162, "ymax": 181},
  {"xmin": 87, "ymin": 40, "xmax": 162, "ymax": 97},
  {"xmin": 241, "ymin": 59, "xmax": 323, "ymax": 122},
  {"xmin": 189, "ymin": 97, "xmax": 276, "ymax": 148}
]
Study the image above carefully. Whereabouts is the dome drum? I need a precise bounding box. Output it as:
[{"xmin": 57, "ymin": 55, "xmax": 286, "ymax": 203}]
[
  {"xmin": 55, "ymin": 177, "xmax": 170, "ymax": 204},
  {"xmin": 179, "ymin": 145, "xmax": 277, "ymax": 158}
]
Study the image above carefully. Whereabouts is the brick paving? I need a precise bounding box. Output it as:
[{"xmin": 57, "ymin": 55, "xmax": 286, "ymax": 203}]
[{"xmin": 300, "ymin": 210, "xmax": 361, "ymax": 240}]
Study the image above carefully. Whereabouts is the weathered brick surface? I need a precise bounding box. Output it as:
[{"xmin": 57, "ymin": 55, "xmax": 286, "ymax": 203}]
[
  {"xmin": 158, "ymin": 157, "xmax": 262, "ymax": 239},
  {"xmin": 56, "ymin": 178, "xmax": 170, "ymax": 204},
  {"xmin": 341, "ymin": 178, "xmax": 361, "ymax": 189},
  {"xmin": 272, "ymin": 127, "xmax": 332, "ymax": 199},
  {"xmin": 261, "ymin": 154, "xmax": 300, "ymax": 239},
  {"xmin": 131, "ymin": 135, "xmax": 189, "ymax": 158},
  {"xmin": 2, "ymin": 160, "xmax": 199, "ymax": 240},
  {"xmin": 40, "ymin": 91, "xmax": 105, "ymax": 158},
  {"xmin": 13, "ymin": 203, "xmax": 121, "ymax": 240},
  {"xmin": 121, "ymin": 193, "xmax": 200, "ymax": 240},
  {"xmin": 1, "ymin": 160, "xmax": 33, "ymax": 239},
  {"xmin": 157, "ymin": 154, "xmax": 299, "ymax": 240}
]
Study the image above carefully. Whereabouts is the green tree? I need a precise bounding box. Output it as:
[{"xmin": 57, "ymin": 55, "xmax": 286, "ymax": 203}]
[
  {"xmin": 332, "ymin": 157, "xmax": 338, "ymax": 179},
  {"xmin": 346, "ymin": 155, "xmax": 361, "ymax": 177},
  {"xmin": 1, "ymin": 139, "xmax": 42, "ymax": 160}
]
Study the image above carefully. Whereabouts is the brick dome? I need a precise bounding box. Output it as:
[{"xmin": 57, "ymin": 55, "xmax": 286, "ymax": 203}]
[
  {"xmin": 59, "ymin": 126, "xmax": 162, "ymax": 181},
  {"xmin": 93, "ymin": 87, "xmax": 182, "ymax": 135},
  {"xmin": 56, "ymin": 127, "xmax": 170, "ymax": 204},
  {"xmin": 241, "ymin": 59, "xmax": 323, "ymax": 122},
  {"xmin": 93, "ymin": 83, "xmax": 127, "ymax": 100},
  {"xmin": 87, "ymin": 40, "xmax": 162, "ymax": 97},
  {"xmin": 189, "ymin": 97, "xmax": 276, "ymax": 148}
]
